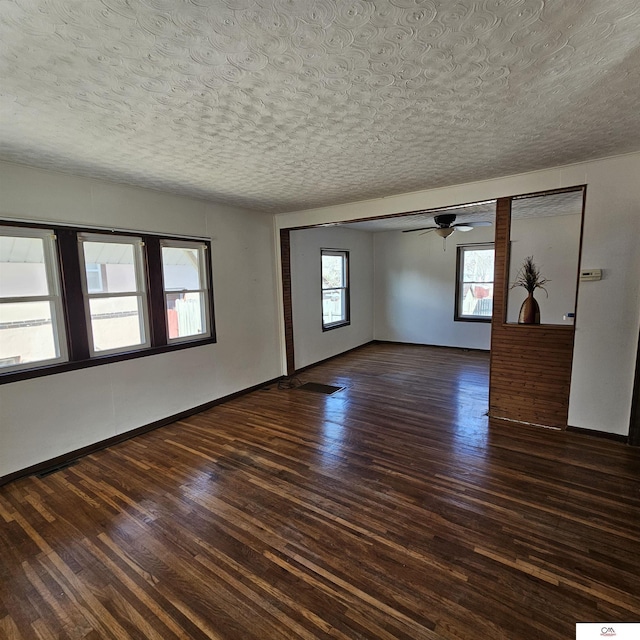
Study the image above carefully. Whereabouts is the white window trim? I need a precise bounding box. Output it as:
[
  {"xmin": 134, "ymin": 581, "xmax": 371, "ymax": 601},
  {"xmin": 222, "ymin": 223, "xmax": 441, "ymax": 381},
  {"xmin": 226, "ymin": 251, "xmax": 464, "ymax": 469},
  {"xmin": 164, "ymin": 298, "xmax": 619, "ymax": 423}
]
[
  {"xmin": 160, "ymin": 239, "xmax": 211, "ymax": 344},
  {"xmin": 0, "ymin": 226, "xmax": 68, "ymax": 372},
  {"xmin": 78, "ymin": 232, "xmax": 151, "ymax": 356}
]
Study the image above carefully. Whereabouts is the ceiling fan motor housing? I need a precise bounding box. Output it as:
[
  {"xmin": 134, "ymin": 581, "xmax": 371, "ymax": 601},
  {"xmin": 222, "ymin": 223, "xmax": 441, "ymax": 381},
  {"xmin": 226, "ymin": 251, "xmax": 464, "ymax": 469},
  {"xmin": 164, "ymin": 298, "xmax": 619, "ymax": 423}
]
[{"xmin": 434, "ymin": 213, "xmax": 457, "ymax": 227}]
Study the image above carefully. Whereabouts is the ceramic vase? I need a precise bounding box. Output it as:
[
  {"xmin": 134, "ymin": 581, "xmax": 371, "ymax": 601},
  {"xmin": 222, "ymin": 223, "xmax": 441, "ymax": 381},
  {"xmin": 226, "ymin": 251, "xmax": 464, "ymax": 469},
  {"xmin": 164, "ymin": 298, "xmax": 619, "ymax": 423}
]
[{"xmin": 518, "ymin": 292, "xmax": 540, "ymax": 324}]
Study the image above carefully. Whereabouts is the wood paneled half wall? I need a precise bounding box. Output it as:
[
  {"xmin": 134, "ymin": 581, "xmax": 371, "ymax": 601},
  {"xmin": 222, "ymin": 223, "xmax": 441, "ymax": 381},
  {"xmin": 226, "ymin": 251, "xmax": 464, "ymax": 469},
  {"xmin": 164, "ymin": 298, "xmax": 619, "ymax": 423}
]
[{"xmin": 489, "ymin": 192, "xmax": 584, "ymax": 430}]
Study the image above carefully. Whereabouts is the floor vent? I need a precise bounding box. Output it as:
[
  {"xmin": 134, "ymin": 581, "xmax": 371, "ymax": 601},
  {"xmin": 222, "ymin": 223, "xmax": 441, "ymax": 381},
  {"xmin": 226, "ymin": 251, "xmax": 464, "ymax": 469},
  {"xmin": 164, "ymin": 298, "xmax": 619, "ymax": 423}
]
[
  {"xmin": 36, "ymin": 460, "xmax": 76, "ymax": 478},
  {"xmin": 296, "ymin": 382, "xmax": 345, "ymax": 395}
]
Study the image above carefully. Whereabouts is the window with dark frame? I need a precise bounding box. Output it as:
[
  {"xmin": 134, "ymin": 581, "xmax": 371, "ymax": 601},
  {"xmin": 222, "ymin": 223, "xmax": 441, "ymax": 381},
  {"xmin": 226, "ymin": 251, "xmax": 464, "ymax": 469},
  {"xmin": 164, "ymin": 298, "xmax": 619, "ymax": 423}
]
[
  {"xmin": 0, "ymin": 221, "xmax": 216, "ymax": 383},
  {"xmin": 321, "ymin": 249, "xmax": 350, "ymax": 330},
  {"xmin": 161, "ymin": 240, "xmax": 212, "ymax": 342},
  {"xmin": 78, "ymin": 233, "xmax": 151, "ymax": 356},
  {"xmin": 455, "ymin": 243, "xmax": 495, "ymax": 322},
  {"xmin": 0, "ymin": 226, "xmax": 68, "ymax": 372}
]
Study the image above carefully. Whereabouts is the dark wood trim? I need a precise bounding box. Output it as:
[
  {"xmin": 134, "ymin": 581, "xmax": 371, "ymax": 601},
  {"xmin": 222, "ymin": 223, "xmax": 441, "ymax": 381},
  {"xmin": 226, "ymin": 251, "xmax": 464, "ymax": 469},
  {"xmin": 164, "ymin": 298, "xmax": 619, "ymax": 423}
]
[
  {"xmin": 572, "ymin": 185, "xmax": 587, "ymax": 326},
  {"xmin": 373, "ymin": 339, "xmax": 489, "ymax": 353},
  {"xmin": 282, "ymin": 202, "xmax": 495, "ymax": 232},
  {"xmin": 144, "ymin": 235, "xmax": 169, "ymax": 346},
  {"xmin": 321, "ymin": 321, "xmax": 351, "ymax": 332},
  {"xmin": 1, "ymin": 217, "xmax": 211, "ymax": 242},
  {"xmin": 566, "ymin": 425, "xmax": 629, "ymax": 444},
  {"xmin": 511, "ymin": 184, "xmax": 587, "ymax": 201},
  {"xmin": 280, "ymin": 229, "xmax": 295, "ymax": 376},
  {"xmin": 0, "ymin": 375, "xmax": 283, "ymax": 487},
  {"xmin": 629, "ymin": 327, "xmax": 640, "ymax": 447},
  {"xmin": 56, "ymin": 228, "xmax": 91, "ymax": 361},
  {"xmin": 455, "ymin": 244, "xmax": 466, "ymax": 305},
  {"xmin": 293, "ymin": 341, "xmax": 376, "ymax": 374},
  {"xmin": 204, "ymin": 237, "xmax": 217, "ymax": 344},
  {"xmin": 282, "ymin": 198, "xmax": 500, "ymax": 232},
  {"xmin": 488, "ymin": 196, "xmax": 511, "ymax": 419},
  {"xmin": 281, "ymin": 185, "xmax": 588, "ymax": 232}
]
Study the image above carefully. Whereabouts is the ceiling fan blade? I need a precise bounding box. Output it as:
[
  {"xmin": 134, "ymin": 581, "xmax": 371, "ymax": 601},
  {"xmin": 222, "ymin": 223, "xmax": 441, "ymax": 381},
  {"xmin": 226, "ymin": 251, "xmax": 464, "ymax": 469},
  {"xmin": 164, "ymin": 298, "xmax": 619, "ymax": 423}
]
[
  {"xmin": 402, "ymin": 226, "xmax": 438, "ymax": 233},
  {"xmin": 462, "ymin": 221, "xmax": 492, "ymax": 227},
  {"xmin": 418, "ymin": 229, "xmax": 436, "ymax": 235},
  {"xmin": 454, "ymin": 225, "xmax": 474, "ymax": 232}
]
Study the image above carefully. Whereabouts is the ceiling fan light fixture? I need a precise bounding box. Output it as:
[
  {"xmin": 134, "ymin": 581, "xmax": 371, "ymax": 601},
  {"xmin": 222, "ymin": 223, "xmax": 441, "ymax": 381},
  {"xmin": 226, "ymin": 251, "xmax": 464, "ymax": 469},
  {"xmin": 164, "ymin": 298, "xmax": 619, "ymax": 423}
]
[{"xmin": 435, "ymin": 227, "xmax": 455, "ymax": 238}]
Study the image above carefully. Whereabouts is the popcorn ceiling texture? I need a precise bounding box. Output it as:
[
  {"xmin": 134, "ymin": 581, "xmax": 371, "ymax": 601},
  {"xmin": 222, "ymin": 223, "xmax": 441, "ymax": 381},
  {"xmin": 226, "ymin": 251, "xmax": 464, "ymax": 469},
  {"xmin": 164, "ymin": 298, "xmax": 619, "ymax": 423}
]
[{"xmin": 1, "ymin": 0, "xmax": 639, "ymax": 213}]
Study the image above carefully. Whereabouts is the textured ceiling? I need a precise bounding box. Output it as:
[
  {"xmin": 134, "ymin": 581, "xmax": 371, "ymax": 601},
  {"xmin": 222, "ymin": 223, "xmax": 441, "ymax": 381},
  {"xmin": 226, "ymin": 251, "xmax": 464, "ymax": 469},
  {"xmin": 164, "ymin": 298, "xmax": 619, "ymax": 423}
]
[
  {"xmin": 341, "ymin": 188, "xmax": 583, "ymax": 231},
  {"xmin": 1, "ymin": 1, "xmax": 639, "ymax": 213}
]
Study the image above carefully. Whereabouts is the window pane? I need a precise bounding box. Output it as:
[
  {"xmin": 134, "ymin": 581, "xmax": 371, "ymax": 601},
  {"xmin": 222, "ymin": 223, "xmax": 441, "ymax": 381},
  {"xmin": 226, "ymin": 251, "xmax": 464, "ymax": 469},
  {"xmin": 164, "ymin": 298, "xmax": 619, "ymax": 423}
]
[
  {"xmin": 162, "ymin": 247, "xmax": 202, "ymax": 291},
  {"xmin": 89, "ymin": 296, "xmax": 144, "ymax": 352},
  {"xmin": 461, "ymin": 283, "xmax": 494, "ymax": 317},
  {"xmin": 166, "ymin": 292, "xmax": 205, "ymax": 339},
  {"xmin": 456, "ymin": 245, "xmax": 494, "ymax": 322},
  {"xmin": 322, "ymin": 255, "xmax": 344, "ymax": 289},
  {"xmin": 0, "ymin": 235, "xmax": 49, "ymax": 297},
  {"xmin": 85, "ymin": 263, "xmax": 103, "ymax": 293},
  {"xmin": 322, "ymin": 290, "xmax": 345, "ymax": 325},
  {"xmin": 82, "ymin": 242, "xmax": 138, "ymax": 293},
  {"xmin": 463, "ymin": 249, "xmax": 494, "ymax": 283},
  {"xmin": 0, "ymin": 301, "xmax": 59, "ymax": 367}
]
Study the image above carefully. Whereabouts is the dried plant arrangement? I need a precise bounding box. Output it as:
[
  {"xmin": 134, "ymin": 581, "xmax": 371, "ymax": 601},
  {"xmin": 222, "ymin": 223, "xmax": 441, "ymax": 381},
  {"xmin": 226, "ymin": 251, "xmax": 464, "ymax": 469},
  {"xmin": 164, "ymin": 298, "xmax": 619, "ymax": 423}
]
[
  {"xmin": 511, "ymin": 256, "xmax": 549, "ymax": 296},
  {"xmin": 511, "ymin": 256, "xmax": 549, "ymax": 324}
]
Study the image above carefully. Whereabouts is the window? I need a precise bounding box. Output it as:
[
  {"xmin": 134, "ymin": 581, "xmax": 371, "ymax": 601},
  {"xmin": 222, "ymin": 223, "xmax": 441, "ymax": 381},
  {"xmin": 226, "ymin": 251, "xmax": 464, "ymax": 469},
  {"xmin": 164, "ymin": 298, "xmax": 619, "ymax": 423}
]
[
  {"xmin": 455, "ymin": 244, "xmax": 495, "ymax": 322},
  {"xmin": 0, "ymin": 220, "xmax": 216, "ymax": 383},
  {"xmin": 78, "ymin": 234, "xmax": 150, "ymax": 355},
  {"xmin": 0, "ymin": 226, "xmax": 68, "ymax": 372},
  {"xmin": 85, "ymin": 263, "xmax": 104, "ymax": 293},
  {"xmin": 321, "ymin": 249, "xmax": 350, "ymax": 330},
  {"xmin": 161, "ymin": 240, "xmax": 211, "ymax": 342}
]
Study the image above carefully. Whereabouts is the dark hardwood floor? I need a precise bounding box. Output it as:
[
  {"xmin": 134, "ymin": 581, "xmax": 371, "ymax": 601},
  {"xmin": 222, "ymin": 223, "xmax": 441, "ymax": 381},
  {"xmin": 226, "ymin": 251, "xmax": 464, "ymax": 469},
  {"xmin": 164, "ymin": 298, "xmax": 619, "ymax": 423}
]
[{"xmin": 1, "ymin": 343, "xmax": 639, "ymax": 639}]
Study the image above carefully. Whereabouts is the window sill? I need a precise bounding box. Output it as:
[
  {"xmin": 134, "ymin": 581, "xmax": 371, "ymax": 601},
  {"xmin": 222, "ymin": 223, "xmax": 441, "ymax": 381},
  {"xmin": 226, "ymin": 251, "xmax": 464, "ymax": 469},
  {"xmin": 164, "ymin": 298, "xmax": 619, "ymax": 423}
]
[
  {"xmin": 454, "ymin": 316, "xmax": 492, "ymax": 323},
  {"xmin": 322, "ymin": 321, "xmax": 351, "ymax": 332},
  {"xmin": 0, "ymin": 336, "xmax": 216, "ymax": 385}
]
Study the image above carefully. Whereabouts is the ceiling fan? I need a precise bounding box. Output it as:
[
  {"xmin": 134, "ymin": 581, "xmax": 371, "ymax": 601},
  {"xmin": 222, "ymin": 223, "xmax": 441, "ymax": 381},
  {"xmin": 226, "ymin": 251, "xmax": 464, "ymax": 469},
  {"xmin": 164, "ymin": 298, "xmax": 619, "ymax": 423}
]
[{"xmin": 402, "ymin": 213, "xmax": 492, "ymax": 238}]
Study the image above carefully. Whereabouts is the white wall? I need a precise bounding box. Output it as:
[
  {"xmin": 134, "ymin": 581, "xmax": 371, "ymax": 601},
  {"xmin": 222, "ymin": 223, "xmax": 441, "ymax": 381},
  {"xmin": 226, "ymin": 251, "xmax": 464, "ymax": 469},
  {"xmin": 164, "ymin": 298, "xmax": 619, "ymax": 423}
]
[
  {"xmin": 276, "ymin": 152, "xmax": 640, "ymax": 436},
  {"xmin": 568, "ymin": 156, "xmax": 640, "ymax": 435},
  {"xmin": 507, "ymin": 214, "xmax": 582, "ymax": 325},
  {"xmin": 290, "ymin": 226, "xmax": 373, "ymax": 370},
  {"xmin": 0, "ymin": 162, "xmax": 282, "ymax": 477},
  {"xmin": 373, "ymin": 227, "xmax": 493, "ymax": 349}
]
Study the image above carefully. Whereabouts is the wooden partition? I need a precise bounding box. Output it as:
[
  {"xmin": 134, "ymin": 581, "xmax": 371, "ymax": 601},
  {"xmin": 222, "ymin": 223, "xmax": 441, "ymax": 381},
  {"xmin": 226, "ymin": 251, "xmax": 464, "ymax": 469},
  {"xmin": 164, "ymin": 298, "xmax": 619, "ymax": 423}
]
[
  {"xmin": 280, "ymin": 229, "xmax": 296, "ymax": 376},
  {"xmin": 489, "ymin": 196, "xmax": 580, "ymax": 429}
]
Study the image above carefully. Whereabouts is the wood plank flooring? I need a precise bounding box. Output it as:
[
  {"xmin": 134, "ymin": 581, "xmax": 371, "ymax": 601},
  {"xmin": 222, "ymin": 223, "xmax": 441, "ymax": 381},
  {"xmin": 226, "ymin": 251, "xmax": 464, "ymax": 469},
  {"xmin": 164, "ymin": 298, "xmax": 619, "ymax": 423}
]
[{"xmin": 1, "ymin": 343, "xmax": 639, "ymax": 639}]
